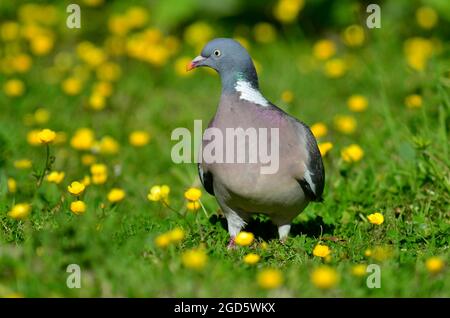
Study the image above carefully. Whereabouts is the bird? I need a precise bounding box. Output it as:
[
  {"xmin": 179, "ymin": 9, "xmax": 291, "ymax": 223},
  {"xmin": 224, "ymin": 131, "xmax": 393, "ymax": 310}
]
[{"xmin": 187, "ymin": 38, "xmax": 324, "ymax": 247}]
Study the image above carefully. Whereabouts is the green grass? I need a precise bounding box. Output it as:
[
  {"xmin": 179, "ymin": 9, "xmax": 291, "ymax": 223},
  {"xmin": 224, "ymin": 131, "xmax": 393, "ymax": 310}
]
[{"xmin": 0, "ymin": 1, "xmax": 449, "ymax": 297}]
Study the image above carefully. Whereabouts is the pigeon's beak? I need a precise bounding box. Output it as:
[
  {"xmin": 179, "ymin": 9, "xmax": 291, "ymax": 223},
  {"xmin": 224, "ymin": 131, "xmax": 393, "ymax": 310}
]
[{"xmin": 186, "ymin": 55, "xmax": 206, "ymax": 71}]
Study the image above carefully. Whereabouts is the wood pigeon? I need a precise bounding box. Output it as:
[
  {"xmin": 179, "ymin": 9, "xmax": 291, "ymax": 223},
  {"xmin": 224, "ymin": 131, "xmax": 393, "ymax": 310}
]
[{"xmin": 187, "ymin": 38, "xmax": 325, "ymax": 246}]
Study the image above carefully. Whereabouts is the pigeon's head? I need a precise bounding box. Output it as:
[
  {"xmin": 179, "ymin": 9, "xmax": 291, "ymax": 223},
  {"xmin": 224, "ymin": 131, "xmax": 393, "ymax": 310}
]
[{"xmin": 187, "ymin": 38, "xmax": 258, "ymax": 88}]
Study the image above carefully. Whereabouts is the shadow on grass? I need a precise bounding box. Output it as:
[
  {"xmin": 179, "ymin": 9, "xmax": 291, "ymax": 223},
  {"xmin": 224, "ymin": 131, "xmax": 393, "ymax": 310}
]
[{"xmin": 209, "ymin": 214, "xmax": 334, "ymax": 241}]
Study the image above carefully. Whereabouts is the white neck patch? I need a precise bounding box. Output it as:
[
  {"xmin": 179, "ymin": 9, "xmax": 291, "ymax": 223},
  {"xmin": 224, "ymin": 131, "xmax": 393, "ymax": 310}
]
[{"xmin": 235, "ymin": 80, "xmax": 269, "ymax": 107}]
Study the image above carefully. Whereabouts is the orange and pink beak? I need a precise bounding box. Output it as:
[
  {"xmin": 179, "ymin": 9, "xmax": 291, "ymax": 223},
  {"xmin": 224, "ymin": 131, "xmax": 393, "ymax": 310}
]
[{"xmin": 186, "ymin": 55, "xmax": 206, "ymax": 71}]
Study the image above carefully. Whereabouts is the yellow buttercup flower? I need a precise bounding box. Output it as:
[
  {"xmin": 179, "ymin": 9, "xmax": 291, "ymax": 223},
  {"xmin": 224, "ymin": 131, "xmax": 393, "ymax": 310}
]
[
  {"xmin": 235, "ymin": 231, "xmax": 254, "ymax": 246},
  {"xmin": 62, "ymin": 77, "xmax": 82, "ymax": 96},
  {"xmin": 425, "ymin": 257, "xmax": 445, "ymax": 274},
  {"xmin": 70, "ymin": 201, "xmax": 86, "ymax": 215},
  {"xmin": 99, "ymin": 136, "xmax": 120, "ymax": 155},
  {"xmin": 182, "ymin": 248, "xmax": 208, "ymax": 270},
  {"xmin": 4, "ymin": 79, "xmax": 25, "ymax": 97},
  {"xmin": 30, "ymin": 35, "xmax": 54, "ymax": 56},
  {"xmin": 341, "ymin": 144, "xmax": 364, "ymax": 163},
  {"xmin": 184, "ymin": 22, "xmax": 214, "ymax": 48},
  {"xmin": 347, "ymin": 95, "xmax": 368, "ymax": 112},
  {"xmin": 81, "ymin": 154, "xmax": 96, "ymax": 166},
  {"xmin": 107, "ymin": 188, "xmax": 126, "ymax": 203},
  {"xmin": 253, "ymin": 23, "xmax": 277, "ymax": 44},
  {"xmin": 155, "ymin": 233, "xmax": 171, "ymax": 248},
  {"xmin": 186, "ymin": 201, "xmax": 201, "ymax": 211},
  {"xmin": 257, "ymin": 269, "xmax": 283, "ymax": 289},
  {"xmin": 367, "ymin": 212, "xmax": 384, "ymax": 225},
  {"xmin": 403, "ymin": 37, "xmax": 433, "ymax": 71},
  {"xmin": 351, "ymin": 264, "xmax": 367, "ymax": 277},
  {"xmin": 405, "ymin": 94, "xmax": 422, "ymax": 109},
  {"xmin": 80, "ymin": 175, "xmax": 91, "ymax": 187},
  {"xmin": 38, "ymin": 129, "xmax": 56, "ymax": 144},
  {"xmin": 12, "ymin": 53, "xmax": 32, "ymax": 73},
  {"xmin": 342, "ymin": 25, "xmax": 365, "ymax": 47},
  {"xmin": 318, "ymin": 142, "xmax": 333, "ymax": 157},
  {"xmin": 34, "ymin": 108, "xmax": 50, "ymax": 124},
  {"xmin": 27, "ymin": 130, "xmax": 41, "ymax": 146},
  {"xmin": 93, "ymin": 81, "xmax": 113, "ymax": 97},
  {"xmin": 324, "ymin": 58, "xmax": 346, "ymax": 78},
  {"xmin": 313, "ymin": 39, "xmax": 336, "ymax": 60},
  {"xmin": 311, "ymin": 122, "xmax": 328, "ymax": 139},
  {"xmin": 68, "ymin": 181, "xmax": 86, "ymax": 196},
  {"xmin": 281, "ymin": 90, "xmax": 294, "ymax": 103},
  {"xmin": 148, "ymin": 185, "xmax": 170, "ymax": 202},
  {"xmin": 1, "ymin": 21, "xmax": 20, "ymax": 41},
  {"xmin": 14, "ymin": 159, "xmax": 32, "ymax": 169},
  {"xmin": 313, "ymin": 244, "xmax": 331, "ymax": 258},
  {"xmin": 274, "ymin": 0, "xmax": 305, "ymax": 24},
  {"xmin": 8, "ymin": 203, "xmax": 31, "ymax": 220},
  {"xmin": 416, "ymin": 7, "xmax": 438, "ymax": 30},
  {"xmin": 311, "ymin": 266, "xmax": 339, "ymax": 289},
  {"xmin": 89, "ymin": 93, "xmax": 106, "ymax": 110},
  {"xmin": 90, "ymin": 163, "xmax": 108, "ymax": 185},
  {"xmin": 7, "ymin": 177, "xmax": 17, "ymax": 193},
  {"xmin": 243, "ymin": 253, "xmax": 261, "ymax": 265},
  {"xmin": 70, "ymin": 128, "xmax": 95, "ymax": 151},
  {"xmin": 46, "ymin": 171, "xmax": 65, "ymax": 184},
  {"xmin": 168, "ymin": 228, "xmax": 185, "ymax": 243},
  {"xmin": 334, "ymin": 115, "xmax": 356, "ymax": 134},
  {"xmin": 184, "ymin": 188, "xmax": 202, "ymax": 201},
  {"xmin": 129, "ymin": 131, "xmax": 150, "ymax": 147}
]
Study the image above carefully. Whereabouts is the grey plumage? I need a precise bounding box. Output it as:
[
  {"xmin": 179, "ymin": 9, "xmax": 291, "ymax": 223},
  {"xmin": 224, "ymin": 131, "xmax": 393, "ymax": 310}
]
[{"xmin": 189, "ymin": 38, "xmax": 324, "ymax": 244}]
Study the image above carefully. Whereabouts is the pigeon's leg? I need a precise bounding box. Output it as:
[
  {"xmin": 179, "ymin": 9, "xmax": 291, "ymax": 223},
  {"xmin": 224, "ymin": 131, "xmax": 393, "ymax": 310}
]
[
  {"xmin": 277, "ymin": 224, "xmax": 291, "ymax": 242},
  {"xmin": 219, "ymin": 203, "xmax": 248, "ymax": 249}
]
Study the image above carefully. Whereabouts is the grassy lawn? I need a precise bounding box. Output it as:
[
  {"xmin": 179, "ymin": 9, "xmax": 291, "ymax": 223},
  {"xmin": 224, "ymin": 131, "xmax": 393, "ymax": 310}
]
[{"xmin": 0, "ymin": 1, "xmax": 449, "ymax": 297}]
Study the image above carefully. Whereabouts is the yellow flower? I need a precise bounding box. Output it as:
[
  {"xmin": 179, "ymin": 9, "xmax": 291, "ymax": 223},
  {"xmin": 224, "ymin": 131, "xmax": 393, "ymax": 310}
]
[
  {"xmin": 92, "ymin": 173, "xmax": 107, "ymax": 185},
  {"xmin": 235, "ymin": 231, "xmax": 254, "ymax": 246},
  {"xmin": 68, "ymin": 181, "xmax": 86, "ymax": 196},
  {"xmin": 371, "ymin": 246, "xmax": 392, "ymax": 262},
  {"xmin": 14, "ymin": 159, "xmax": 32, "ymax": 169},
  {"xmin": 364, "ymin": 249, "xmax": 372, "ymax": 257},
  {"xmin": 347, "ymin": 95, "xmax": 368, "ymax": 112},
  {"xmin": 174, "ymin": 56, "xmax": 192, "ymax": 77},
  {"xmin": 274, "ymin": 0, "xmax": 305, "ymax": 24},
  {"xmin": 324, "ymin": 58, "xmax": 346, "ymax": 78},
  {"xmin": 257, "ymin": 269, "xmax": 283, "ymax": 289},
  {"xmin": 184, "ymin": 22, "xmax": 214, "ymax": 48},
  {"xmin": 155, "ymin": 233, "xmax": 171, "ymax": 248},
  {"xmin": 125, "ymin": 6, "xmax": 149, "ymax": 29},
  {"xmin": 12, "ymin": 53, "xmax": 32, "ymax": 73},
  {"xmin": 4, "ymin": 79, "xmax": 25, "ymax": 97},
  {"xmin": 107, "ymin": 188, "xmax": 126, "ymax": 203},
  {"xmin": 260, "ymin": 242, "xmax": 269, "ymax": 250},
  {"xmin": 342, "ymin": 25, "xmax": 365, "ymax": 47},
  {"xmin": 404, "ymin": 37, "xmax": 433, "ymax": 71},
  {"xmin": 81, "ymin": 154, "xmax": 96, "ymax": 166},
  {"xmin": 351, "ymin": 264, "xmax": 367, "ymax": 277},
  {"xmin": 313, "ymin": 244, "xmax": 331, "ymax": 258},
  {"xmin": 7, "ymin": 177, "xmax": 17, "ymax": 193},
  {"xmin": 93, "ymin": 81, "xmax": 113, "ymax": 97},
  {"xmin": 34, "ymin": 108, "xmax": 50, "ymax": 124},
  {"xmin": 62, "ymin": 77, "xmax": 82, "ymax": 96},
  {"xmin": 243, "ymin": 253, "xmax": 261, "ymax": 265},
  {"xmin": 38, "ymin": 129, "xmax": 56, "ymax": 144},
  {"xmin": 182, "ymin": 248, "xmax": 208, "ymax": 270},
  {"xmin": 311, "ymin": 266, "xmax": 339, "ymax": 289},
  {"xmin": 27, "ymin": 130, "xmax": 41, "ymax": 146},
  {"xmin": 281, "ymin": 90, "xmax": 294, "ymax": 103},
  {"xmin": 184, "ymin": 187, "xmax": 202, "ymax": 201},
  {"xmin": 96, "ymin": 62, "xmax": 121, "ymax": 82},
  {"xmin": 70, "ymin": 128, "xmax": 95, "ymax": 151},
  {"xmin": 80, "ymin": 175, "xmax": 91, "ymax": 187},
  {"xmin": 90, "ymin": 164, "xmax": 108, "ymax": 184},
  {"xmin": 70, "ymin": 200, "xmax": 86, "ymax": 215},
  {"xmin": 310, "ymin": 122, "xmax": 328, "ymax": 139},
  {"xmin": 46, "ymin": 171, "xmax": 65, "ymax": 184},
  {"xmin": 129, "ymin": 131, "xmax": 150, "ymax": 147},
  {"xmin": 405, "ymin": 94, "xmax": 422, "ymax": 109},
  {"xmin": 425, "ymin": 257, "xmax": 445, "ymax": 274},
  {"xmin": 1, "ymin": 21, "xmax": 20, "ymax": 41},
  {"xmin": 253, "ymin": 23, "xmax": 277, "ymax": 44},
  {"xmin": 318, "ymin": 142, "xmax": 333, "ymax": 157},
  {"xmin": 99, "ymin": 136, "xmax": 120, "ymax": 155},
  {"xmin": 8, "ymin": 203, "xmax": 31, "ymax": 220},
  {"xmin": 147, "ymin": 185, "xmax": 170, "ymax": 202},
  {"xmin": 416, "ymin": 7, "xmax": 438, "ymax": 30},
  {"xmin": 168, "ymin": 228, "xmax": 185, "ymax": 243},
  {"xmin": 89, "ymin": 93, "xmax": 106, "ymax": 111},
  {"xmin": 186, "ymin": 201, "xmax": 201, "ymax": 211},
  {"xmin": 341, "ymin": 144, "xmax": 364, "ymax": 163},
  {"xmin": 334, "ymin": 115, "xmax": 356, "ymax": 134},
  {"xmin": 30, "ymin": 35, "xmax": 54, "ymax": 56},
  {"xmin": 313, "ymin": 39, "xmax": 336, "ymax": 60},
  {"xmin": 367, "ymin": 212, "xmax": 384, "ymax": 225}
]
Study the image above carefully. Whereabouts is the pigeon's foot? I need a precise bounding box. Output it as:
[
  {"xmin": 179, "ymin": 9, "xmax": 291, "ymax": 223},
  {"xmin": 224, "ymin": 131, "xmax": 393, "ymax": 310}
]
[{"xmin": 227, "ymin": 237, "xmax": 236, "ymax": 249}]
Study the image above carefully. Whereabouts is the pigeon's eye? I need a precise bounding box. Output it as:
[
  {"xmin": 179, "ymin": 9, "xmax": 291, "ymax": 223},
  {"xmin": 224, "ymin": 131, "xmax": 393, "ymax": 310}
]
[{"xmin": 213, "ymin": 50, "xmax": 221, "ymax": 57}]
